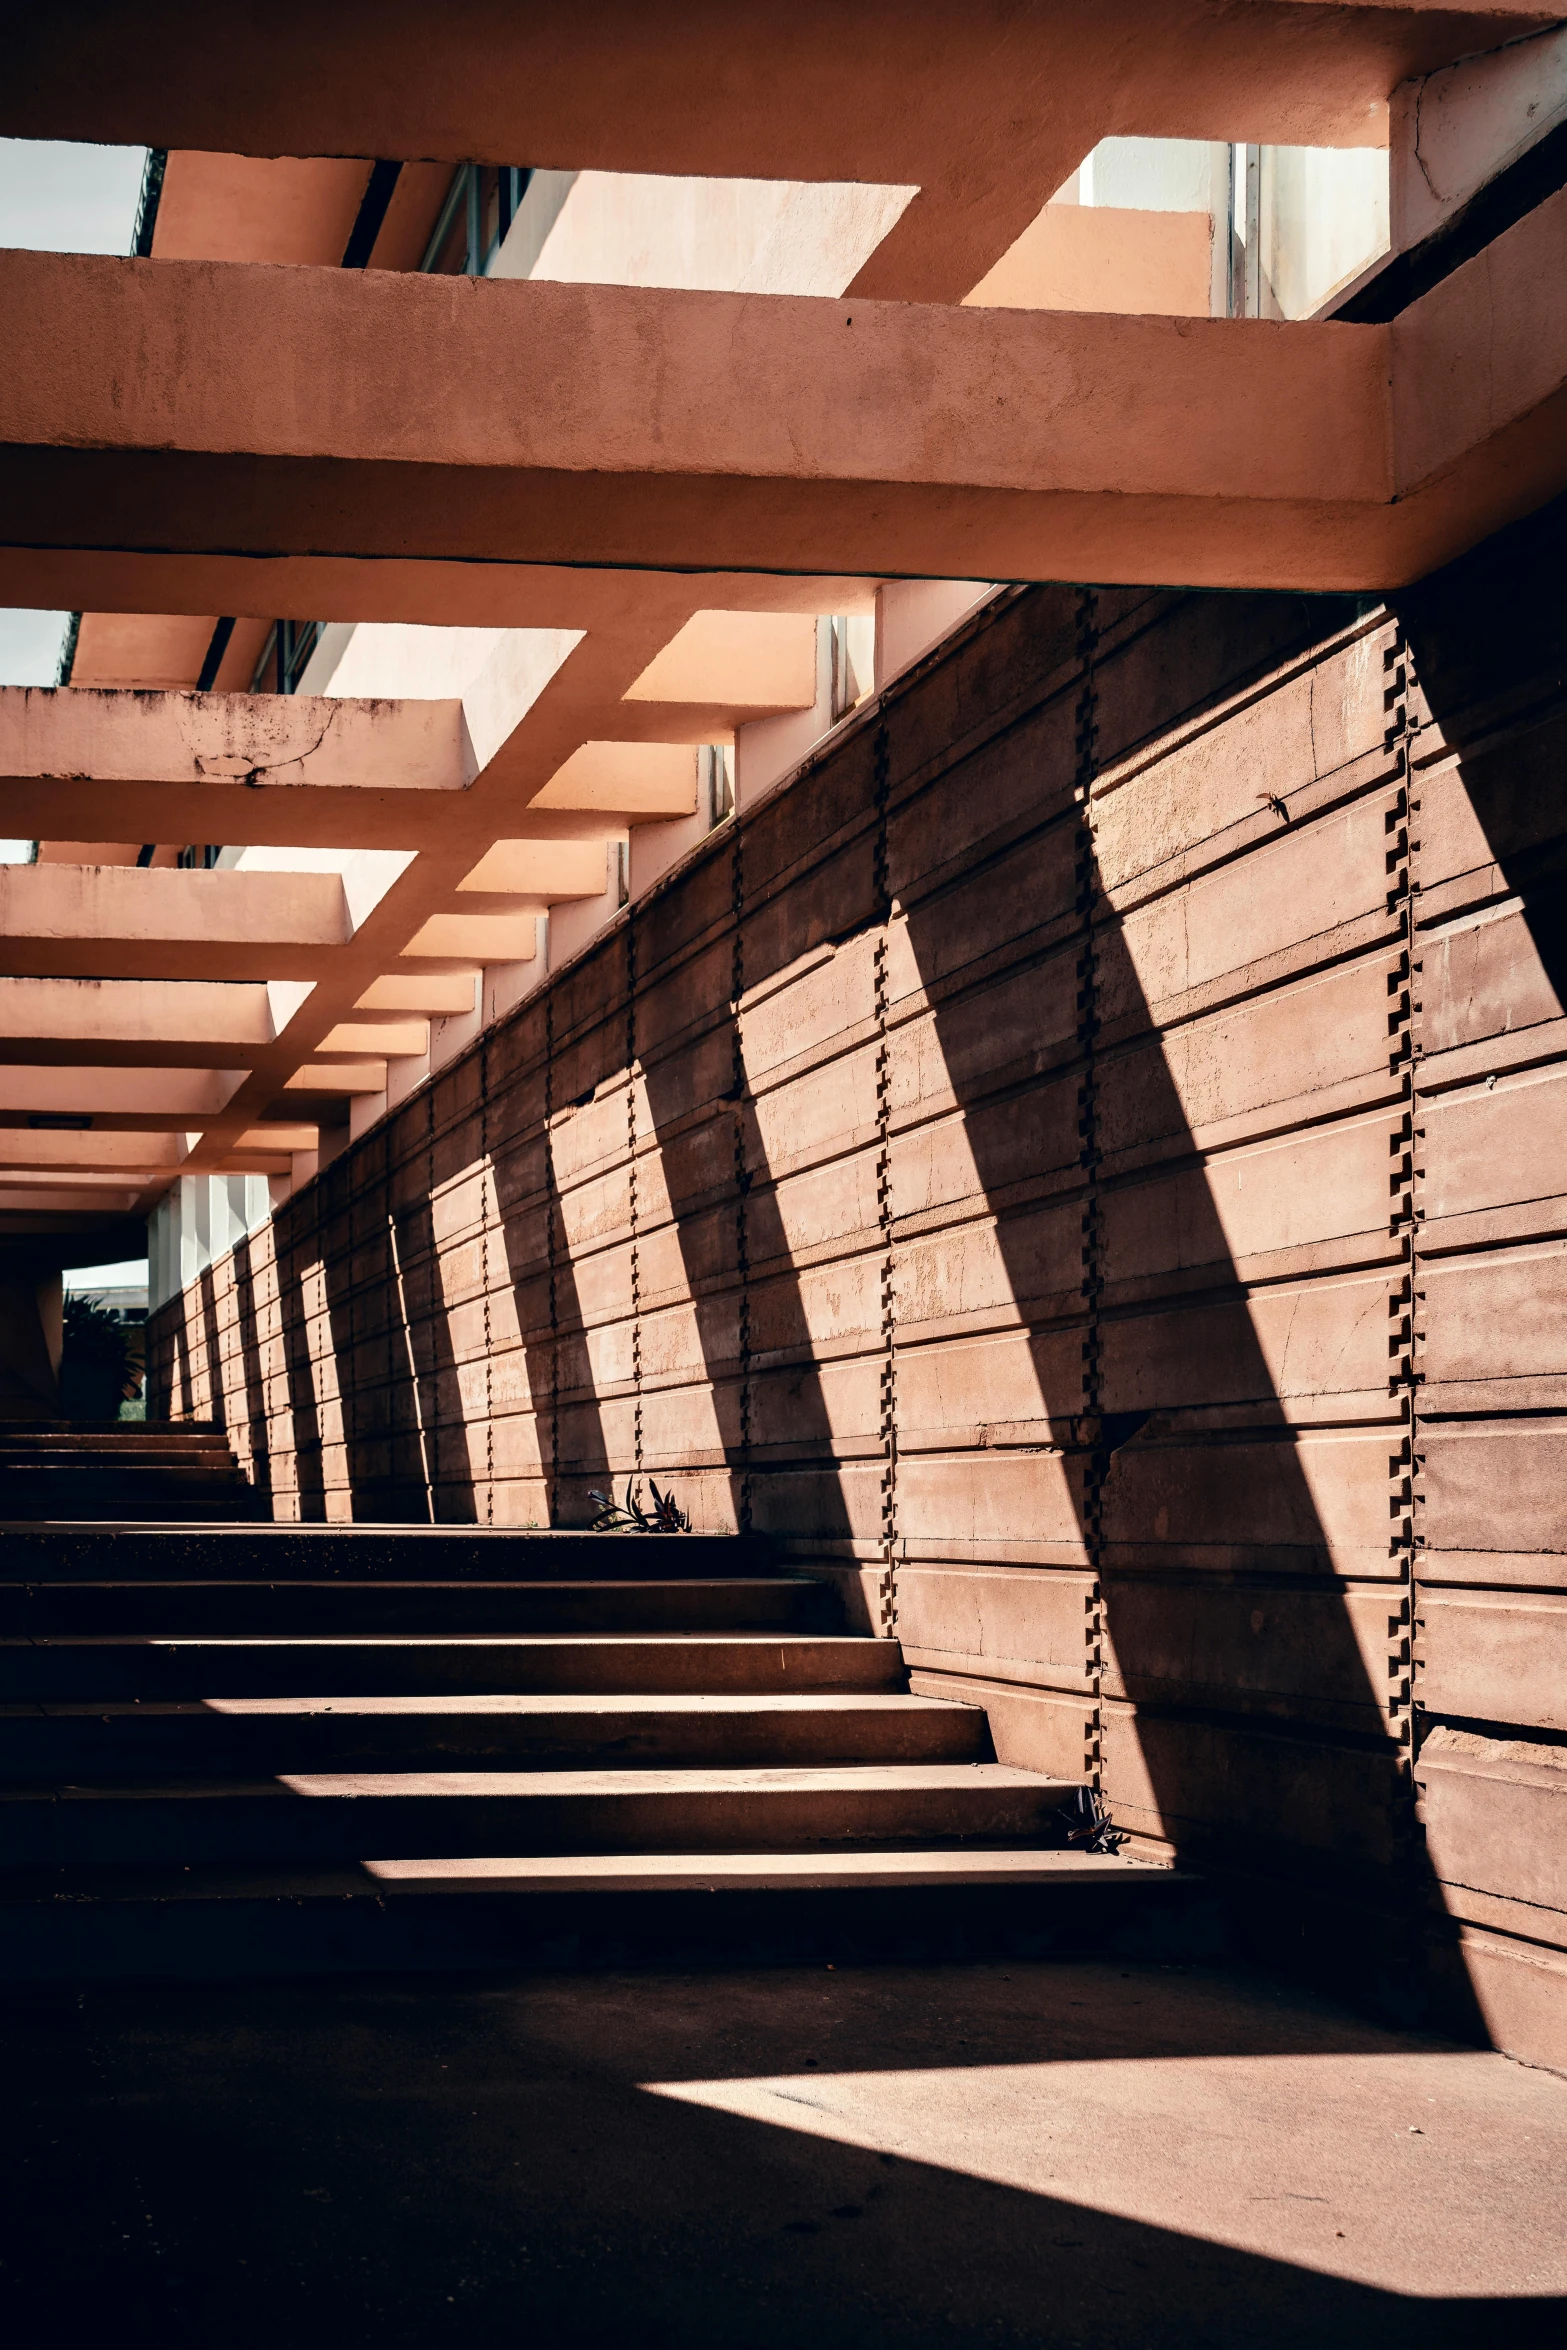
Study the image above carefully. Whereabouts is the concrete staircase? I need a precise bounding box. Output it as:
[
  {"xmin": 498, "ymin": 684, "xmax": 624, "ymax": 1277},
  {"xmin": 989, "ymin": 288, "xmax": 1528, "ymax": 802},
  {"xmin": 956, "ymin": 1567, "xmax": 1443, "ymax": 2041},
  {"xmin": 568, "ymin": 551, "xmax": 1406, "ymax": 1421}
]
[
  {"xmin": 0, "ymin": 1522, "xmax": 1201, "ymax": 1977},
  {"xmin": 0, "ymin": 1420, "xmax": 264, "ymax": 1522}
]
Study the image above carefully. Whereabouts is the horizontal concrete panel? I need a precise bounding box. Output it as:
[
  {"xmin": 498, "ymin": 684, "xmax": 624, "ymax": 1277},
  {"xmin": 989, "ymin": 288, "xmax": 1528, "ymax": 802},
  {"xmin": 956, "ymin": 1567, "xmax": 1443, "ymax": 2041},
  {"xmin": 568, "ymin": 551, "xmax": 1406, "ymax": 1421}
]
[
  {"xmin": 895, "ymin": 1328, "xmax": 1071, "ymax": 1445},
  {"xmin": 1102, "ymin": 793, "xmax": 1394, "ymax": 1021},
  {"xmin": 1418, "ymin": 1728, "xmax": 1567, "ymax": 1920},
  {"xmin": 759, "ymin": 1145, "xmax": 881, "ymax": 1264},
  {"xmin": 892, "ymin": 958, "xmax": 1080, "ymax": 1118},
  {"xmin": 1093, "ymin": 628, "xmax": 1390, "ymax": 894},
  {"xmin": 1099, "ymin": 1270, "xmax": 1391, "ymax": 1413},
  {"xmin": 890, "ymin": 1081, "xmax": 1082, "ymax": 1219},
  {"xmin": 897, "ymin": 1564, "xmax": 1092, "ymax": 1681},
  {"xmin": 1424, "ymin": 902, "xmax": 1562, "ymax": 1056},
  {"xmin": 1097, "ymin": 957, "xmax": 1390, "ymax": 1156},
  {"xmin": 1102, "ymin": 1428, "xmax": 1397, "ymax": 1559},
  {"xmin": 1421, "ymin": 1241, "xmax": 1567, "ymax": 1390},
  {"xmin": 1102, "ymin": 1579, "xmax": 1398, "ymax": 1726},
  {"xmin": 898, "ymin": 1450, "xmax": 1087, "ymax": 1551},
  {"xmin": 1422, "ymin": 1062, "xmax": 1567, "ymax": 1226},
  {"xmin": 1418, "ymin": 1591, "xmax": 1567, "ymax": 1733},
  {"xmin": 1420, "ymin": 1421, "xmax": 1567, "ymax": 1559},
  {"xmin": 897, "ymin": 1202, "xmax": 1083, "ymax": 1333},
  {"xmin": 1102, "ymin": 1113, "xmax": 1394, "ymax": 1282},
  {"xmin": 742, "ymin": 935, "xmax": 875, "ymax": 1085},
  {"xmin": 1104, "ymin": 1703, "xmax": 1402, "ymax": 1868}
]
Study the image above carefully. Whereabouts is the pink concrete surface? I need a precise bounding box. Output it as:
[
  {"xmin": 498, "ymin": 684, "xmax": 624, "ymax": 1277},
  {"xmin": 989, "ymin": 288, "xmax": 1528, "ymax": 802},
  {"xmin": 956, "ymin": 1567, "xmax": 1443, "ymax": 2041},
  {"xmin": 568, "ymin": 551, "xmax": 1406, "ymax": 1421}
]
[
  {"xmin": 2, "ymin": 0, "xmax": 1542, "ymax": 308},
  {"xmin": 4, "ymin": 1959, "xmax": 1564, "ymax": 2345},
  {"xmin": 2, "ymin": 215, "xmax": 1560, "ymax": 591},
  {"xmin": 966, "ymin": 205, "xmax": 1216, "ymax": 318}
]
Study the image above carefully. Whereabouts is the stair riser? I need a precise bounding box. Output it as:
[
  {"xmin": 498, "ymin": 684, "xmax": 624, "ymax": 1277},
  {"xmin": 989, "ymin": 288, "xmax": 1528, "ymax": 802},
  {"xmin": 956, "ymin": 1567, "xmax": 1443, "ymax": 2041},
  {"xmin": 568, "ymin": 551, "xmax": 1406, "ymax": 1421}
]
[
  {"xmin": 0, "ymin": 1876, "xmax": 1223, "ymax": 1980},
  {"xmin": 0, "ymin": 1637, "xmax": 904, "ymax": 1702},
  {"xmin": 0, "ymin": 1531, "xmax": 775, "ymax": 1580},
  {"xmin": 0, "ymin": 1491, "xmax": 266, "ymax": 1526},
  {"xmin": 0, "ymin": 1449, "xmax": 240, "ymax": 1466},
  {"xmin": 0, "ymin": 1783, "xmax": 1064, "ymax": 1866},
  {"xmin": 0, "ymin": 1710, "xmax": 985, "ymax": 1778},
  {"xmin": 0, "ymin": 1585, "xmax": 831, "ymax": 1638}
]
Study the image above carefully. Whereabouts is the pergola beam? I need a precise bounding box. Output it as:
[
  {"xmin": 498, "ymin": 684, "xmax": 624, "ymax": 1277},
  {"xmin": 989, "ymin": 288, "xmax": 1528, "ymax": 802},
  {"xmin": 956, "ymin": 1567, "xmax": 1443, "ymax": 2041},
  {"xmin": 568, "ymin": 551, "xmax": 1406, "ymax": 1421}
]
[
  {"xmin": 0, "ymin": 863, "xmax": 351, "ymax": 983},
  {"xmin": 3, "ymin": 220, "xmax": 1564, "ymax": 595},
  {"xmin": 0, "ymin": 1, "xmax": 1547, "ymax": 302}
]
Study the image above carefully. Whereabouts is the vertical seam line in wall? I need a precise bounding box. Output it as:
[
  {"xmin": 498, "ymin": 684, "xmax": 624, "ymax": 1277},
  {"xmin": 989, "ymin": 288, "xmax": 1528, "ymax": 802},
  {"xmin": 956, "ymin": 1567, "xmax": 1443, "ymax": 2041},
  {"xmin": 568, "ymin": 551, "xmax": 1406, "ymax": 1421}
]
[
  {"xmin": 731, "ymin": 813, "xmax": 753, "ymax": 1534},
  {"xmin": 1075, "ymin": 590, "xmax": 1105, "ymax": 1792},
  {"xmin": 873, "ymin": 718, "xmax": 899, "ymax": 1631},
  {"xmin": 426, "ymin": 1089, "xmax": 437, "ymax": 1520},
  {"xmin": 481, "ymin": 1027, "xmax": 494, "ymax": 1525},
  {"xmin": 628, "ymin": 902, "xmax": 643, "ymax": 1486},
  {"xmin": 546, "ymin": 989, "xmax": 560, "ymax": 1527},
  {"xmin": 1389, "ymin": 617, "xmax": 1422, "ymax": 1932}
]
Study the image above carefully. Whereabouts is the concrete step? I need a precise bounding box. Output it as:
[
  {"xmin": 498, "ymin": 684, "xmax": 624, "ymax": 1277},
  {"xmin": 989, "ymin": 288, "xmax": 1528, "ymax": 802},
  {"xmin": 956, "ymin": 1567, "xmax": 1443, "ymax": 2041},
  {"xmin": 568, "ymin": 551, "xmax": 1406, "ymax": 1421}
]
[
  {"xmin": 0, "ymin": 1631, "xmax": 905, "ymax": 1703},
  {"xmin": 0, "ymin": 1525, "xmax": 777, "ymax": 1581},
  {"xmin": 0, "ymin": 1475, "xmax": 266, "ymax": 1525},
  {"xmin": 0, "ymin": 1691, "xmax": 988, "ymax": 1777},
  {"xmin": 0, "ymin": 1761, "xmax": 1074, "ymax": 1866},
  {"xmin": 0, "ymin": 1422, "xmax": 264, "ymax": 1523},
  {"xmin": 0, "ymin": 1456, "xmax": 243, "ymax": 1480},
  {"xmin": 0, "ymin": 1848, "xmax": 1216, "ymax": 1979},
  {"xmin": 0, "ymin": 1428, "xmax": 236, "ymax": 1450},
  {"xmin": 0, "ymin": 1420, "xmax": 226, "ymax": 1437},
  {"xmin": 0, "ymin": 1576, "xmax": 832, "ymax": 1639}
]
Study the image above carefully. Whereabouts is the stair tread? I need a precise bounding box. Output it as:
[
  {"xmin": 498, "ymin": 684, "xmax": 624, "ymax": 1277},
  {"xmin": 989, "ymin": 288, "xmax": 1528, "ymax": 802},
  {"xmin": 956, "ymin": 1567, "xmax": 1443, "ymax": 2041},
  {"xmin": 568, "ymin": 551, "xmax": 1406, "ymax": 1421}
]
[
  {"xmin": 0, "ymin": 1848, "xmax": 1171, "ymax": 1901},
  {"xmin": 5, "ymin": 1632, "xmax": 890, "ymax": 1650},
  {"xmin": 2, "ymin": 1762, "xmax": 1059, "ymax": 1802},
  {"xmin": 0, "ymin": 1578, "xmax": 817, "ymax": 1594},
  {"xmin": 13, "ymin": 1693, "xmax": 965, "ymax": 1720}
]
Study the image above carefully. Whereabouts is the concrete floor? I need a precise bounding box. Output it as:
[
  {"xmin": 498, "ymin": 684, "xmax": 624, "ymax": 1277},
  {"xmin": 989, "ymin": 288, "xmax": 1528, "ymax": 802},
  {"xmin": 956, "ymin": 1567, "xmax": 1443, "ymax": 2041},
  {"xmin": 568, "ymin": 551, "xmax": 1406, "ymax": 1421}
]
[{"xmin": 4, "ymin": 1958, "xmax": 1564, "ymax": 2348}]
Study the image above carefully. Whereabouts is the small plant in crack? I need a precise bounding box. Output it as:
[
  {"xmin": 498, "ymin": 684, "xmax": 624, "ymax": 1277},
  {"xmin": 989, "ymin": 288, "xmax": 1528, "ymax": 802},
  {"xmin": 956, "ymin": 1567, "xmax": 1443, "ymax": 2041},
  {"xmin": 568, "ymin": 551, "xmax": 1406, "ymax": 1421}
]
[{"xmin": 589, "ymin": 1477, "xmax": 693, "ymax": 1533}]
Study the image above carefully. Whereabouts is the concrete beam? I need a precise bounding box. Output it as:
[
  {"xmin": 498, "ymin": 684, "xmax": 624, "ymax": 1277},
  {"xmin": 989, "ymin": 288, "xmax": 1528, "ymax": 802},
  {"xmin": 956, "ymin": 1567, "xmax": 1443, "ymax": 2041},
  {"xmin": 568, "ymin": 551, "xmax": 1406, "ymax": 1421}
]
[
  {"xmin": 455, "ymin": 841, "xmax": 607, "ymax": 897},
  {"xmin": 317, "ymin": 1019, "xmax": 430, "ymax": 1058},
  {"xmin": 0, "ymin": 976, "xmax": 280, "ymax": 1067},
  {"xmin": 3, "ymin": 234, "xmax": 1563, "ymax": 592},
  {"xmin": 354, "ymin": 975, "xmax": 477, "ymax": 1016},
  {"xmin": 0, "ymin": 1131, "xmax": 188, "ymax": 1174},
  {"xmin": 283, "ymin": 1062, "xmax": 388, "ymax": 1096},
  {"xmin": 0, "ymin": 1067, "xmax": 245, "ymax": 1121},
  {"xmin": 0, "ymin": 251, "xmax": 1390, "ymax": 594},
  {"xmin": 0, "ymin": 863, "xmax": 351, "ymax": 982},
  {"xmin": 1, "ymin": 660, "xmax": 751, "ymax": 854},
  {"xmin": 0, "ymin": 1, "xmax": 1546, "ymax": 303}
]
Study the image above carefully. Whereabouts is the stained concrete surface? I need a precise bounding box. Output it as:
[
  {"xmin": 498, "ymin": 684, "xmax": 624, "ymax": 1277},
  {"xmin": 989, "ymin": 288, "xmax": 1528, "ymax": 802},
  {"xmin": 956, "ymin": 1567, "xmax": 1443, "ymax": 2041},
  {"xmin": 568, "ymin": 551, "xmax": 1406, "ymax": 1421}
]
[{"xmin": 4, "ymin": 1957, "xmax": 1564, "ymax": 2348}]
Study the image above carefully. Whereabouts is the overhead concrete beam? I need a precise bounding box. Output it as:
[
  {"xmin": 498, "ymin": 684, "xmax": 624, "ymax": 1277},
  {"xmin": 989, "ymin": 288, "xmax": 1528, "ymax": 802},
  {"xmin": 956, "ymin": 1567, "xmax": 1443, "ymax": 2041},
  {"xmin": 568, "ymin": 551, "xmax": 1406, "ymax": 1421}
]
[
  {"xmin": 235, "ymin": 1126, "xmax": 319, "ymax": 1153},
  {"xmin": 354, "ymin": 975, "xmax": 478, "ymax": 1016},
  {"xmin": 3, "ymin": 236, "xmax": 1562, "ymax": 591},
  {"xmin": 531, "ymin": 743, "xmax": 697, "ymax": 824},
  {"xmin": 2, "ymin": 667, "xmax": 742, "ymax": 854},
  {"xmin": 0, "ymin": 1183, "xmax": 144, "ymax": 1216},
  {"xmin": 400, "ymin": 913, "xmax": 540, "ymax": 962},
  {"xmin": 0, "ymin": 863, "xmax": 351, "ymax": 982},
  {"xmin": 0, "ymin": 976, "xmax": 278, "ymax": 1066},
  {"xmin": 624, "ymin": 613, "xmax": 819, "ymax": 712},
  {"xmin": 455, "ymin": 840, "xmax": 608, "ymax": 897},
  {"xmin": 317, "ymin": 1019, "xmax": 430, "ymax": 1058},
  {"xmin": 283, "ymin": 1062, "xmax": 388, "ymax": 1095},
  {"xmin": 0, "ymin": 1067, "xmax": 245, "ymax": 1121},
  {"xmin": 0, "ymin": 1130, "xmax": 188, "ymax": 1174},
  {"xmin": 0, "ymin": 1, "xmax": 1546, "ymax": 302},
  {"xmin": 0, "ymin": 250, "xmax": 1394, "ymax": 594},
  {"xmin": 0, "ymin": 680, "xmax": 468, "ymax": 791}
]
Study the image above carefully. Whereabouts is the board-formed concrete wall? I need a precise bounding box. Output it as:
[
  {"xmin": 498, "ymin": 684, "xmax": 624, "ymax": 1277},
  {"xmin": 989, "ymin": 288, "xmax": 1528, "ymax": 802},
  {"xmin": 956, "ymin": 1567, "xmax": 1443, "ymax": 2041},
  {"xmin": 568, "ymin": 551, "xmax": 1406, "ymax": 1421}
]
[{"xmin": 150, "ymin": 509, "xmax": 1567, "ymax": 2066}]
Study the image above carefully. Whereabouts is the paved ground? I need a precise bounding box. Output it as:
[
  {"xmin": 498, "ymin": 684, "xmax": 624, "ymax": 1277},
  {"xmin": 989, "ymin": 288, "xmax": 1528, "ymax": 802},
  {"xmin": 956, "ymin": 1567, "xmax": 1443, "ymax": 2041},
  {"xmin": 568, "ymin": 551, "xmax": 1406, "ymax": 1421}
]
[{"xmin": 4, "ymin": 1957, "xmax": 1563, "ymax": 2347}]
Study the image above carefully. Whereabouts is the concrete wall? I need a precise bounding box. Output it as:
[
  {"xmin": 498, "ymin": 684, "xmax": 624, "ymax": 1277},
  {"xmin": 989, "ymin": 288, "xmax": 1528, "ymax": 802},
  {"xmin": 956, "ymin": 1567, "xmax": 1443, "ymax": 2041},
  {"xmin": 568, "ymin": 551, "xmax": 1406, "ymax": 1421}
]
[{"xmin": 150, "ymin": 511, "xmax": 1567, "ymax": 2065}]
